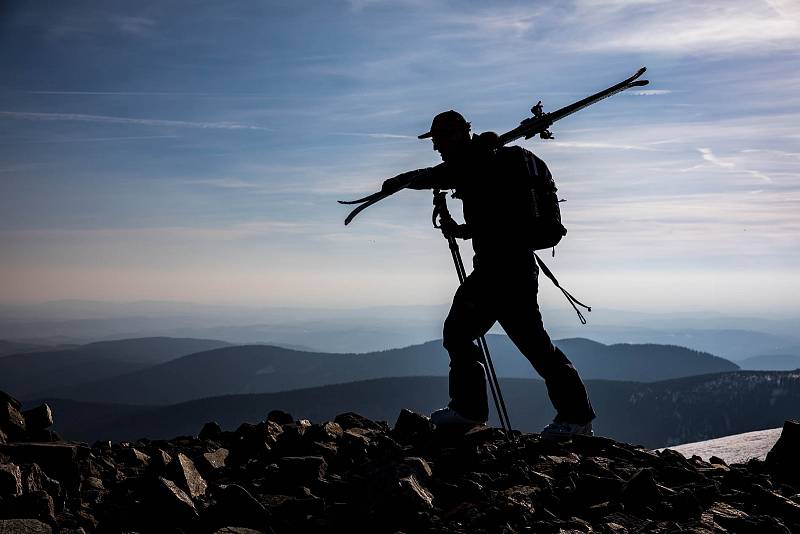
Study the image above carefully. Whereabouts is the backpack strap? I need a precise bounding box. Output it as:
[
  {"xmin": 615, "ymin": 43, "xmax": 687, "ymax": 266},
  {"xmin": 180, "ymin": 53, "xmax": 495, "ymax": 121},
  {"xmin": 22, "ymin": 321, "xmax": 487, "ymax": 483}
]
[{"xmin": 534, "ymin": 253, "xmax": 592, "ymax": 325}]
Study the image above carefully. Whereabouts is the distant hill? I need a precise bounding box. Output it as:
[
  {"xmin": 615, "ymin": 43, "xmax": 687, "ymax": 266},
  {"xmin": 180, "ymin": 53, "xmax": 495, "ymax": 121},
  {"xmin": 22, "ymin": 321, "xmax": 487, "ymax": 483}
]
[
  {"xmin": 0, "ymin": 339, "xmax": 50, "ymax": 357},
  {"xmin": 1, "ymin": 337, "xmax": 232, "ymax": 398},
  {"xmin": 37, "ymin": 336, "xmax": 737, "ymax": 405},
  {"xmin": 42, "ymin": 369, "xmax": 800, "ymax": 448},
  {"xmin": 738, "ymin": 354, "xmax": 800, "ymax": 371}
]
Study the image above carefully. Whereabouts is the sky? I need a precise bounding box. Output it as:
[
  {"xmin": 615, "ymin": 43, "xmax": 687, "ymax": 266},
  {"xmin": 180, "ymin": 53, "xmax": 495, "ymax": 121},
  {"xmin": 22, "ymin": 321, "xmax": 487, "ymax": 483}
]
[{"xmin": 0, "ymin": 0, "xmax": 798, "ymax": 313}]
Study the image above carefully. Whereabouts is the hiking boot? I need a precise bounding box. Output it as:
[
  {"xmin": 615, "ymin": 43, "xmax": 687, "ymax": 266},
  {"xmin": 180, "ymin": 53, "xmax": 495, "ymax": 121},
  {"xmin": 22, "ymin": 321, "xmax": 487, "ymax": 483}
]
[
  {"xmin": 540, "ymin": 421, "xmax": 593, "ymax": 440},
  {"xmin": 430, "ymin": 407, "xmax": 486, "ymax": 427}
]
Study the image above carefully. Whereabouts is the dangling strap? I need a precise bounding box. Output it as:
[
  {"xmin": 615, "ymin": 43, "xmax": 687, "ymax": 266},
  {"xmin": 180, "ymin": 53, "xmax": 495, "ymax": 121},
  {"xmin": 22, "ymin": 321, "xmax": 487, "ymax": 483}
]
[{"xmin": 534, "ymin": 253, "xmax": 592, "ymax": 324}]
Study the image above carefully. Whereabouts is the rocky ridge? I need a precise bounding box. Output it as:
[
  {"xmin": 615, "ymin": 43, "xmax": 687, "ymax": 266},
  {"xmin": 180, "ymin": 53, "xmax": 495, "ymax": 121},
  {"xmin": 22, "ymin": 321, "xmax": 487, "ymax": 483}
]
[{"xmin": 1, "ymin": 389, "xmax": 799, "ymax": 533}]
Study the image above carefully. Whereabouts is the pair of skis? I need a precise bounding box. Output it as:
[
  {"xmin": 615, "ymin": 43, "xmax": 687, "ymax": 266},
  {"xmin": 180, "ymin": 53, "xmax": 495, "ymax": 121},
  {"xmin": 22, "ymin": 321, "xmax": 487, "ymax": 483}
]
[{"xmin": 338, "ymin": 67, "xmax": 648, "ymax": 224}]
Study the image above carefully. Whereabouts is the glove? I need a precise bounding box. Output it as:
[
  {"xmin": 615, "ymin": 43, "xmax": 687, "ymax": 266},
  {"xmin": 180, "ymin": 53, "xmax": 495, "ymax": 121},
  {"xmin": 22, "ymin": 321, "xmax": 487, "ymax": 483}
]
[
  {"xmin": 382, "ymin": 169, "xmax": 426, "ymax": 193},
  {"xmin": 439, "ymin": 217, "xmax": 470, "ymax": 239},
  {"xmin": 381, "ymin": 176, "xmax": 402, "ymax": 193}
]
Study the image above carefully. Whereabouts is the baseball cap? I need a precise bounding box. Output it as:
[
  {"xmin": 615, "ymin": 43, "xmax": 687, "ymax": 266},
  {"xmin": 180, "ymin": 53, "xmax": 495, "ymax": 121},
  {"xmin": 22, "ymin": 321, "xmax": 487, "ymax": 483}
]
[{"xmin": 418, "ymin": 110, "xmax": 471, "ymax": 139}]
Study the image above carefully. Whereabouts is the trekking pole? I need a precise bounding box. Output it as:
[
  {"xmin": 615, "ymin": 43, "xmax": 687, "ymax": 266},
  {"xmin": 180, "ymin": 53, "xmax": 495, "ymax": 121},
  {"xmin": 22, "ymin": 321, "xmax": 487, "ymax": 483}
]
[{"xmin": 432, "ymin": 190, "xmax": 515, "ymax": 441}]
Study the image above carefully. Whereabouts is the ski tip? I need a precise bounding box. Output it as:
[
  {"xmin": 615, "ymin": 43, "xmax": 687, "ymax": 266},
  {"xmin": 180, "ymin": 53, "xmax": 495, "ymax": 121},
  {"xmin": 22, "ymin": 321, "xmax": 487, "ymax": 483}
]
[
  {"xmin": 631, "ymin": 79, "xmax": 649, "ymax": 87},
  {"xmin": 636, "ymin": 66, "xmax": 647, "ymax": 76}
]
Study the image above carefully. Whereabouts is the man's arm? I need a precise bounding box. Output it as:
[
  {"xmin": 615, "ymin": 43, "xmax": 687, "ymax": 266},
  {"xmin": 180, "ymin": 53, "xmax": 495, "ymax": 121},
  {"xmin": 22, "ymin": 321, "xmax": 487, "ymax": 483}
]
[{"xmin": 381, "ymin": 162, "xmax": 456, "ymax": 192}]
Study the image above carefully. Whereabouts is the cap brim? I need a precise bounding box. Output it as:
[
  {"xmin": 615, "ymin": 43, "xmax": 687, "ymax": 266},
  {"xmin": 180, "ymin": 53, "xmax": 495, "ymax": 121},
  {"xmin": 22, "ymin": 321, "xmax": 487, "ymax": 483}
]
[{"xmin": 418, "ymin": 131, "xmax": 433, "ymax": 139}]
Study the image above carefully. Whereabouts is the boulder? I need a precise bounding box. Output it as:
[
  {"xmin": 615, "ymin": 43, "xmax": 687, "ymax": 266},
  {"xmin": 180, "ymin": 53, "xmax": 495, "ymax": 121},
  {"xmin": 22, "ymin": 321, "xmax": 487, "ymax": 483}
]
[
  {"xmin": 199, "ymin": 421, "xmax": 223, "ymax": 441},
  {"xmin": 394, "ymin": 475, "xmax": 434, "ymax": 510},
  {"xmin": 766, "ymin": 419, "xmax": 800, "ymax": 480},
  {"xmin": 334, "ymin": 412, "xmax": 383, "ymax": 431},
  {"xmin": 0, "ymin": 401, "xmax": 26, "ymax": 440},
  {"xmin": 171, "ymin": 453, "xmax": 207, "ymax": 499},
  {"xmin": 277, "ymin": 456, "xmax": 327, "ymax": 484},
  {"xmin": 207, "ymin": 484, "xmax": 270, "ymax": 530},
  {"xmin": 620, "ymin": 468, "xmax": 661, "ymax": 511},
  {"xmin": 303, "ymin": 422, "xmax": 343, "ymax": 443},
  {"xmin": 0, "ymin": 519, "xmax": 52, "ymax": 533},
  {"xmin": 121, "ymin": 447, "xmax": 150, "ymax": 467},
  {"xmin": 0, "ymin": 443, "xmax": 86, "ymax": 487},
  {"xmin": 392, "ymin": 409, "xmax": 433, "ymax": 444},
  {"xmin": 4, "ymin": 490, "xmax": 56, "ymax": 524},
  {"xmin": 21, "ymin": 464, "xmax": 61, "ymax": 501},
  {"xmin": 0, "ymin": 463, "xmax": 22, "ymax": 497},
  {"xmin": 151, "ymin": 448, "xmax": 173, "ymax": 471},
  {"xmin": 152, "ymin": 476, "xmax": 198, "ymax": 523},
  {"xmin": 266, "ymin": 410, "xmax": 294, "ymax": 426},
  {"xmin": 22, "ymin": 405, "xmax": 53, "ymax": 432},
  {"xmin": 199, "ymin": 448, "xmax": 229, "ymax": 472}
]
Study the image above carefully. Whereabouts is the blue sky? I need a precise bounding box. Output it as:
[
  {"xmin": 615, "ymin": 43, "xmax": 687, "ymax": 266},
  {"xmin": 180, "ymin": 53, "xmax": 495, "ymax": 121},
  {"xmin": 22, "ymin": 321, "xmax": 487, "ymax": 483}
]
[{"xmin": 1, "ymin": 0, "xmax": 798, "ymax": 312}]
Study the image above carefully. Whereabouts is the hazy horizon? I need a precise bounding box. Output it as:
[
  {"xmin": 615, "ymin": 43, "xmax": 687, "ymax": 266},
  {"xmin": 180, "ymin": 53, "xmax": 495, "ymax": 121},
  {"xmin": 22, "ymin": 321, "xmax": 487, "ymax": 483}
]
[{"xmin": 2, "ymin": 1, "xmax": 798, "ymax": 313}]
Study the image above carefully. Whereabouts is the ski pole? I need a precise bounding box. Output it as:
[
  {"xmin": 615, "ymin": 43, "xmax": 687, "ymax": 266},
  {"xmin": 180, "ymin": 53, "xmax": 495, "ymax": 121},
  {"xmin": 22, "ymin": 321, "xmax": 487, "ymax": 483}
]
[{"xmin": 432, "ymin": 191, "xmax": 515, "ymax": 440}]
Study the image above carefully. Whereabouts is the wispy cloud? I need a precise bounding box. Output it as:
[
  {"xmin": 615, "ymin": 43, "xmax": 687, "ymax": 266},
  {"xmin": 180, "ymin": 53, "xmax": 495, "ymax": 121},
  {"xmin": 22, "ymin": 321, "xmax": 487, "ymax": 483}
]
[
  {"xmin": 0, "ymin": 135, "xmax": 180, "ymax": 145},
  {"xmin": 334, "ymin": 132, "xmax": 416, "ymax": 140},
  {"xmin": 0, "ymin": 111, "xmax": 270, "ymax": 131},
  {"xmin": 632, "ymin": 90, "xmax": 672, "ymax": 96},
  {"xmin": 568, "ymin": 0, "xmax": 800, "ymax": 54},
  {"xmin": 698, "ymin": 147, "xmax": 735, "ymax": 168}
]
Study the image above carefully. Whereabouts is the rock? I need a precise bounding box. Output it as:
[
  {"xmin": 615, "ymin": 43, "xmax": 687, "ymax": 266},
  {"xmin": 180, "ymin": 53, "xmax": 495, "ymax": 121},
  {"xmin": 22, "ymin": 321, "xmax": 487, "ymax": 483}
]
[
  {"xmin": 214, "ymin": 528, "xmax": 266, "ymax": 534},
  {"xmin": 398, "ymin": 456, "xmax": 433, "ymax": 480},
  {"xmin": 0, "ymin": 519, "xmax": 52, "ymax": 533},
  {"xmin": 334, "ymin": 412, "xmax": 383, "ymax": 431},
  {"xmin": 21, "ymin": 464, "xmax": 61, "ymax": 500},
  {"xmin": 22, "ymin": 405, "xmax": 53, "ymax": 432},
  {"xmin": 304, "ymin": 421, "xmax": 343, "ymax": 443},
  {"xmin": 766, "ymin": 419, "xmax": 800, "ymax": 480},
  {"xmin": 207, "ymin": 484, "xmax": 270, "ymax": 531},
  {"xmin": 25, "ymin": 430, "xmax": 61, "ymax": 443},
  {"xmin": 5, "ymin": 490, "xmax": 56, "ymax": 524},
  {"xmin": 199, "ymin": 421, "xmax": 223, "ymax": 441},
  {"xmin": 0, "ymin": 392, "xmax": 21, "ymax": 411},
  {"xmin": 280, "ymin": 420, "xmax": 311, "ymax": 441},
  {"xmin": 153, "ymin": 476, "xmax": 198, "ymax": 523},
  {"xmin": 0, "ymin": 463, "xmax": 22, "ymax": 497},
  {"xmin": 172, "ymin": 453, "xmax": 207, "ymax": 498},
  {"xmin": 620, "ymin": 468, "xmax": 661, "ymax": 511},
  {"xmin": 0, "ymin": 443, "xmax": 86, "ymax": 487},
  {"xmin": 0, "ymin": 400, "xmax": 26, "ymax": 440},
  {"xmin": 266, "ymin": 410, "xmax": 294, "ymax": 426},
  {"xmin": 395, "ymin": 475, "xmax": 434, "ymax": 510},
  {"xmin": 151, "ymin": 448, "xmax": 173, "ymax": 471},
  {"xmin": 0, "ymin": 428, "xmax": 6, "ymax": 445},
  {"xmin": 121, "ymin": 447, "xmax": 150, "ymax": 467},
  {"xmin": 277, "ymin": 456, "xmax": 326, "ymax": 483},
  {"xmin": 199, "ymin": 448, "xmax": 229, "ymax": 472},
  {"xmin": 392, "ymin": 409, "xmax": 433, "ymax": 444}
]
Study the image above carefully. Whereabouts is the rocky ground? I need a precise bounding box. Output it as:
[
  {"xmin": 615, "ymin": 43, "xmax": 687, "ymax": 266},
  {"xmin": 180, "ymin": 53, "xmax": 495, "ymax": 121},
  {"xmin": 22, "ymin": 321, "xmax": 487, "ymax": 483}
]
[{"xmin": 1, "ymin": 389, "xmax": 799, "ymax": 533}]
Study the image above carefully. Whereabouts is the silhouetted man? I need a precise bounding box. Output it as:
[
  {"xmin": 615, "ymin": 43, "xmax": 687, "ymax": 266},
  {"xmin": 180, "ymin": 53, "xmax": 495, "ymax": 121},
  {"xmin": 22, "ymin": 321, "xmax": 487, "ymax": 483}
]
[{"xmin": 383, "ymin": 110, "xmax": 596, "ymax": 438}]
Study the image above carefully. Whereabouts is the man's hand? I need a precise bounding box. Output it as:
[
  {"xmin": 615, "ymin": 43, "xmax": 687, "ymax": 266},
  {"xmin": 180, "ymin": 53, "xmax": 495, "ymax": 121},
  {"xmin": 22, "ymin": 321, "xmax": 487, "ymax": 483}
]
[
  {"xmin": 439, "ymin": 217, "xmax": 470, "ymax": 239},
  {"xmin": 381, "ymin": 169, "xmax": 421, "ymax": 193}
]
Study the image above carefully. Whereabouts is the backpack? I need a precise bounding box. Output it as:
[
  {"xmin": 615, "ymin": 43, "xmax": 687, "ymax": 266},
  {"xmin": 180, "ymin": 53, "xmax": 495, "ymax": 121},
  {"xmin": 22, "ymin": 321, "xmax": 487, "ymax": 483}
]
[{"xmin": 499, "ymin": 146, "xmax": 567, "ymax": 251}]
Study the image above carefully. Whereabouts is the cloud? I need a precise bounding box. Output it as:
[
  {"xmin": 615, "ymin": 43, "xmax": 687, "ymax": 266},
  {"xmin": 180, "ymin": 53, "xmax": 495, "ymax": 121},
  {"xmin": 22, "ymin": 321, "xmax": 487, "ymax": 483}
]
[
  {"xmin": 632, "ymin": 90, "xmax": 672, "ymax": 96},
  {"xmin": 698, "ymin": 147, "xmax": 735, "ymax": 168},
  {"xmin": 547, "ymin": 141, "xmax": 662, "ymax": 151},
  {"xmin": 334, "ymin": 132, "xmax": 416, "ymax": 140},
  {"xmin": 568, "ymin": 0, "xmax": 800, "ymax": 54},
  {"xmin": 0, "ymin": 111, "xmax": 270, "ymax": 131}
]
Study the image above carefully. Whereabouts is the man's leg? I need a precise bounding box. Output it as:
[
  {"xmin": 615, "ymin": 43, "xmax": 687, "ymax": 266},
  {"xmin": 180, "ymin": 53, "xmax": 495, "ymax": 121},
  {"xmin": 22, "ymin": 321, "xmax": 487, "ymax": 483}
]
[
  {"xmin": 497, "ymin": 276, "xmax": 596, "ymax": 424},
  {"xmin": 442, "ymin": 272, "xmax": 496, "ymax": 422}
]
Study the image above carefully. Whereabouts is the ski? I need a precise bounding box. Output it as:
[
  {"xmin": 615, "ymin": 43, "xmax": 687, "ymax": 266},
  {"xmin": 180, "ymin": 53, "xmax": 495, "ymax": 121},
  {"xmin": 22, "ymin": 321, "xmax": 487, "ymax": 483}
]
[{"xmin": 339, "ymin": 67, "xmax": 649, "ymax": 225}]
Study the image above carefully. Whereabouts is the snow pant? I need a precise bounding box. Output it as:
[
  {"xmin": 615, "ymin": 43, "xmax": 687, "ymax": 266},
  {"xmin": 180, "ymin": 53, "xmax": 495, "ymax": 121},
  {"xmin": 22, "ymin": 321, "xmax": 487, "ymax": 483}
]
[{"xmin": 442, "ymin": 262, "xmax": 596, "ymax": 424}]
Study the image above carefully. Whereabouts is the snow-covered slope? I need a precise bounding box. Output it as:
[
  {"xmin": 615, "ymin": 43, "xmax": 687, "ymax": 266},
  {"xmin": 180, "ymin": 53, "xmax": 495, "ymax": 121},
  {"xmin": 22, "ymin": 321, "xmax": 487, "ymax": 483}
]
[{"xmin": 660, "ymin": 427, "xmax": 782, "ymax": 464}]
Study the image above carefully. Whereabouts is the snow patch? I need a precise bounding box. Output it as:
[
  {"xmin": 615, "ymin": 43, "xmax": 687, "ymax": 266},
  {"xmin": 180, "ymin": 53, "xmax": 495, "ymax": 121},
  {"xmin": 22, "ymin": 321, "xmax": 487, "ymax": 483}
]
[{"xmin": 658, "ymin": 427, "xmax": 782, "ymax": 464}]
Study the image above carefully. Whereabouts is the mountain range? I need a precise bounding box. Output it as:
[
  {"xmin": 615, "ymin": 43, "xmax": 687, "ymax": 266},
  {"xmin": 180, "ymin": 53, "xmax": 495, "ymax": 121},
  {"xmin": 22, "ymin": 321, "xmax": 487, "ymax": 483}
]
[
  {"xmin": 13, "ymin": 336, "xmax": 738, "ymax": 405},
  {"xmin": 42, "ymin": 370, "xmax": 800, "ymax": 449}
]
